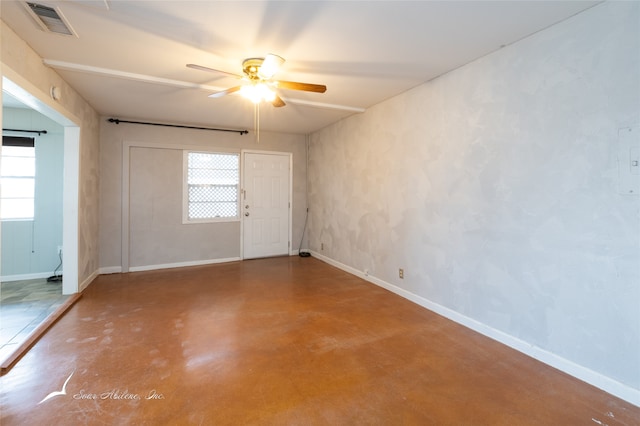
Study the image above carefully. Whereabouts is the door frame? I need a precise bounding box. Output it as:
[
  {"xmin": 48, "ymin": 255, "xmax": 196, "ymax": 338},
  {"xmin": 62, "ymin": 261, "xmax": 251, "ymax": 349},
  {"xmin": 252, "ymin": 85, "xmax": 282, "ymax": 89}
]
[
  {"xmin": 1, "ymin": 73, "xmax": 81, "ymax": 295},
  {"xmin": 120, "ymin": 141, "xmax": 241, "ymax": 272},
  {"xmin": 240, "ymin": 149, "xmax": 293, "ymax": 260}
]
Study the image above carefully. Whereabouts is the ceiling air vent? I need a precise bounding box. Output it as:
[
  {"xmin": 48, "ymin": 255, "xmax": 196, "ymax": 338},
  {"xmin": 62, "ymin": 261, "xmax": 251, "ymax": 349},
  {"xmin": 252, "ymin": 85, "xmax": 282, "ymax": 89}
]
[{"xmin": 24, "ymin": 2, "xmax": 77, "ymax": 37}]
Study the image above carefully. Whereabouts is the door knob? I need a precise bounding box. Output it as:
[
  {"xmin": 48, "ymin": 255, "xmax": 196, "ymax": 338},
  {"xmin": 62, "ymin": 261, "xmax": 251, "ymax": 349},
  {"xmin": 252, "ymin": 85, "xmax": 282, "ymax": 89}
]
[{"xmin": 245, "ymin": 212, "xmax": 250, "ymax": 217}]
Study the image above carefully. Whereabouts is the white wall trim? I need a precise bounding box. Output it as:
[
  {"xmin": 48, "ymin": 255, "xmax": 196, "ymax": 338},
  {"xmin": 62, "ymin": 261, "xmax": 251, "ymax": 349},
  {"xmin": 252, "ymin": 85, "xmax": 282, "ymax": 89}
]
[
  {"xmin": 79, "ymin": 269, "xmax": 98, "ymax": 292},
  {"xmin": 120, "ymin": 140, "xmax": 244, "ymax": 273},
  {"xmin": 128, "ymin": 257, "xmax": 240, "ymax": 273},
  {"xmin": 240, "ymin": 149, "xmax": 293, "ymax": 259},
  {"xmin": 99, "ymin": 266, "xmax": 123, "ymax": 275},
  {"xmin": 62, "ymin": 126, "xmax": 80, "ymax": 295},
  {"xmin": 1, "ymin": 66, "xmax": 81, "ymax": 126},
  {"xmin": 122, "ymin": 140, "xmax": 242, "ymax": 153},
  {"xmin": 1, "ymin": 272, "xmax": 53, "ymax": 282},
  {"xmin": 2, "ymin": 70, "xmax": 81, "ymax": 296},
  {"xmin": 121, "ymin": 139, "xmax": 131, "ymax": 272},
  {"xmin": 1, "ymin": 267, "xmax": 97, "ymax": 291},
  {"xmin": 310, "ymin": 251, "xmax": 640, "ymax": 407},
  {"xmin": 101, "ymin": 253, "xmax": 303, "ymax": 274}
]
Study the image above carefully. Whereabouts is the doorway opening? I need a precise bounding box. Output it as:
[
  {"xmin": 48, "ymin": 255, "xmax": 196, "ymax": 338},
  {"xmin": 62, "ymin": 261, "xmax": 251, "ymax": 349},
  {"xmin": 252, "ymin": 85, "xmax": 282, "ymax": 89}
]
[{"xmin": 0, "ymin": 75, "xmax": 80, "ymax": 372}]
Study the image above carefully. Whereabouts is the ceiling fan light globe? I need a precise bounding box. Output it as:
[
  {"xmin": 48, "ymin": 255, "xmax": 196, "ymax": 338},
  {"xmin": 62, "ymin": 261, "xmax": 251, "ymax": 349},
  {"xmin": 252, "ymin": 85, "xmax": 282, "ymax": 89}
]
[
  {"xmin": 258, "ymin": 83, "xmax": 276, "ymax": 102},
  {"xmin": 239, "ymin": 85, "xmax": 261, "ymax": 103},
  {"xmin": 258, "ymin": 54, "xmax": 285, "ymax": 79},
  {"xmin": 240, "ymin": 83, "xmax": 276, "ymax": 104}
]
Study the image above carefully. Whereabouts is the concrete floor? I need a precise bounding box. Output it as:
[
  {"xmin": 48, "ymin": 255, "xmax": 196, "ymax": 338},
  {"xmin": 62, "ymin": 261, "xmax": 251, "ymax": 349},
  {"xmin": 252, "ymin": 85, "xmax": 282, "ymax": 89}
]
[{"xmin": 0, "ymin": 257, "xmax": 637, "ymax": 425}]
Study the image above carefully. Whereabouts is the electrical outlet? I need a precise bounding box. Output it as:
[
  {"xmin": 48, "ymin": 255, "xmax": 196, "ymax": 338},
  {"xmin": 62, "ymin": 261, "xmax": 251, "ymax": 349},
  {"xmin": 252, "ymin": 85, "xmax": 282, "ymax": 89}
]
[{"xmin": 399, "ymin": 268, "xmax": 404, "ymax": 279}]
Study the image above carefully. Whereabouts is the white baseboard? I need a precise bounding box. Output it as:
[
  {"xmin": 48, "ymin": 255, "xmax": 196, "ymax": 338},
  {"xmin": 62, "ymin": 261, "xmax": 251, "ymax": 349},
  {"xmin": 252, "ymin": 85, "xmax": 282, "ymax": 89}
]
[
  {"xmin": 128, "ymin": 257, "xmax": 241, "ymax": 273},
  {"xmin": 2, "ymin": 270, "xmax": 99, "ymax": 294},
  {"xmin": 98, "ymin": 266, "xmax": 122, "ymax": 275},
  {"xmin": 100, "ymin": 253, "xmax": 304, "ymax": 275},
  {"xmin": 1, "ymin": 272, "xmax": 53, "ymax": 282},
  {"xmin": 79, "ymin": 269, "xmax": 98, "ymax": 292},
  {"xmin": 310, "ymin": 251, "xmax": 640, "ymax": 407}
]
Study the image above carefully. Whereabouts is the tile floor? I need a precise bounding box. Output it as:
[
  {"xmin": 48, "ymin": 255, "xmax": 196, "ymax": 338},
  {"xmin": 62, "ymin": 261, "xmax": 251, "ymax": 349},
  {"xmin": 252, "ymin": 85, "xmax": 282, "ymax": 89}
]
[{"xmin": 0, "ymin": 278, "xmax": 69, "ymax": 363}]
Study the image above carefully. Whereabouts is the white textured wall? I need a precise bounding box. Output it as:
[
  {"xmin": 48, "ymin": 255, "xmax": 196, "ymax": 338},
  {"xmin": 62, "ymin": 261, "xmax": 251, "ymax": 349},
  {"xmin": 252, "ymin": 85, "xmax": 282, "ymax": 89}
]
[
  {"xmin": 1, "ymin": 22, "xmax": 101, "ymax": 287},
  {"xmin": 99, "ymin": 121, "xmax": 307, "ymax": 270},
  {"xmin": 308, "ymin": 2, "xmax": 639, "ymax": 394},
  {"xmin": 1, "ymin": 108, "xmax": 63, "ymax": 279}
]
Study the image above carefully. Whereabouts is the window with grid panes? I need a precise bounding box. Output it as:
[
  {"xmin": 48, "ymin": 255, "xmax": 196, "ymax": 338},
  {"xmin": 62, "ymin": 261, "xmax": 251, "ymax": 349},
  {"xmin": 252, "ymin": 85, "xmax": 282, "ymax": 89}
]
[
  {"xmin": 1, "ymin": 136, "xmax": 36, "ymax": 221},
  {"xmin": 183, "ymin": 151, "xmax": 239, "ymax": 223}
]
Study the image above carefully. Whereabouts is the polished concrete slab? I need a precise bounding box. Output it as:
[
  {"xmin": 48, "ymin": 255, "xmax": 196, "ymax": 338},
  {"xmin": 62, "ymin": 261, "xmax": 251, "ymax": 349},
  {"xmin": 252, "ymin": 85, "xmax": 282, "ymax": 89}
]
[{"xmin": 0, "ymin": 257, "xmax": 637, "ymax": 425}]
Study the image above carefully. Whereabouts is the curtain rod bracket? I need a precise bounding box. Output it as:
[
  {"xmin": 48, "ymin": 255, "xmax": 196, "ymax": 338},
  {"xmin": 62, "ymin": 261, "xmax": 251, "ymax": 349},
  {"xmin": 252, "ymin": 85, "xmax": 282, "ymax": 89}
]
[{"xmin": 107, "ymin": 118, "xmax": 249, "ymax": 135}]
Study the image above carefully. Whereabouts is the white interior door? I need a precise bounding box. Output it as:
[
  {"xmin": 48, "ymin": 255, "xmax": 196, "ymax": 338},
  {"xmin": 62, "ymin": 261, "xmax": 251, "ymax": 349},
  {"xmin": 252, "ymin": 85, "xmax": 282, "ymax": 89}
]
[{"xmin": 242, "ymin": 152, "xmax": 291, "ymax": 259}]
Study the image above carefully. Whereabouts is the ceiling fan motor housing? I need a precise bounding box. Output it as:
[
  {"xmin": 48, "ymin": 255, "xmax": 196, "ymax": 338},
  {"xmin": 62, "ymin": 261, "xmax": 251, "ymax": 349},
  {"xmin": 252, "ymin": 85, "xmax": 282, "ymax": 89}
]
[{"xmin": 242, "ymin": 58, "xmax": 265, "ymax": 80}]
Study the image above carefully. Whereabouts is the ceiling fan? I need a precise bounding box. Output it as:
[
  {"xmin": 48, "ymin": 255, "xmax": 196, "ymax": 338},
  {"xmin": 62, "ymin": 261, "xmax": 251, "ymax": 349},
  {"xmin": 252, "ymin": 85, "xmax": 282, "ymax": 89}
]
[{"xmin": 187, "ymin": 54, "xmax": 326, "ymax": 108}]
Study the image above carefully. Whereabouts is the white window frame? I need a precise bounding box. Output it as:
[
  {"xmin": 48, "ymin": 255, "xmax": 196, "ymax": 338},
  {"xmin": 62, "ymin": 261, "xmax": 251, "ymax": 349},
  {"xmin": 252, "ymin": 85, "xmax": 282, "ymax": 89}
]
[
  {"xmin": 1, "ymin": 136, "xmax": 36, "ymax": 221},
  {"xmin": 182, "ymin": 150, "xmax": 240, "ymax": 224}
]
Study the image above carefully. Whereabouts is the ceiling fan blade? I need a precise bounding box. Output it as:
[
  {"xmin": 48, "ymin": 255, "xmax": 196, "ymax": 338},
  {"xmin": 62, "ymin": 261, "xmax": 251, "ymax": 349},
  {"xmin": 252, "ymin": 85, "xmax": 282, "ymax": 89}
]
[
  {"xmin": 272, "ymin": 95, "xmax": 286, "ymax": 108},
  {"xmin": 258, "ymin": 54, "xmax": 285, "ymax": 79},
  {"xmin": 187, "ymin": 63, "xmax": 243, "ymax": 79},
  {"xmin": 208, "ymin": 86, "xmax": 243, "ymax": 98},
  {"xmin": 276, "ymin": 80, "xmax": 327, "ymax": 93}
]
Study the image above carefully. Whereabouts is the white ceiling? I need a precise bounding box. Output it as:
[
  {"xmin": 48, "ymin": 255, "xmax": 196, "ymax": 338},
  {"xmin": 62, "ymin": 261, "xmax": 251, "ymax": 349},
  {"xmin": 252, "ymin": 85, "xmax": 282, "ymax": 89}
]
[{"xmin": 2, "ymin": 0, "xmax": 599, "ymax": 135}]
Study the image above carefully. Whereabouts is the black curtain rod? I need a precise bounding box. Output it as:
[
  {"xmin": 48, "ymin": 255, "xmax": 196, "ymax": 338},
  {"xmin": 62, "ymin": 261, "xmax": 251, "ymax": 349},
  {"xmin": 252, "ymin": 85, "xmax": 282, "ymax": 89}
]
[
  {"xmin": 108, "ymin": 118, "xmax": 249, "ymax": 135},
  {"xmin": 2, "ymin": 128, "xmax": 48, "ymax": 135}
]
